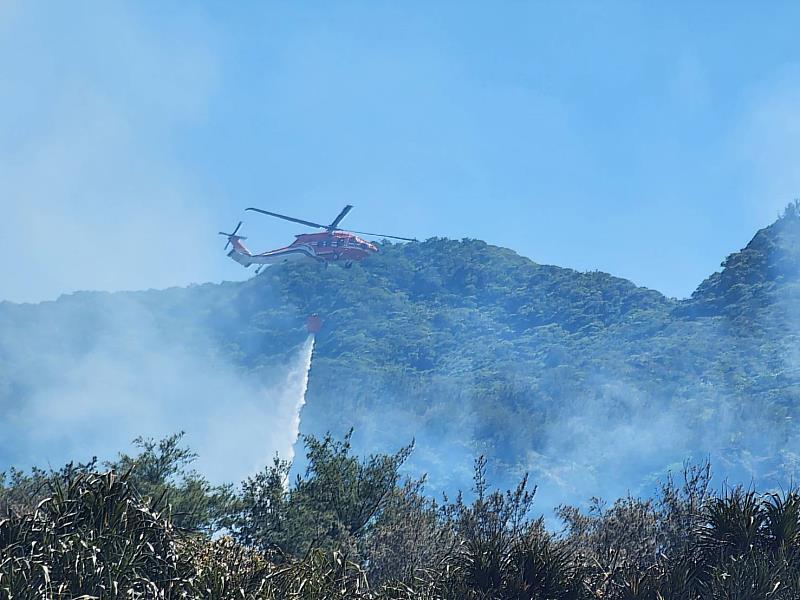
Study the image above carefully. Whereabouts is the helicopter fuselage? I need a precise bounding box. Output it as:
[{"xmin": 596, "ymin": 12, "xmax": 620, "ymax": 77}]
[{"xmin": 227, "ymin": 230, "xmax": 378, "ymax": 268}]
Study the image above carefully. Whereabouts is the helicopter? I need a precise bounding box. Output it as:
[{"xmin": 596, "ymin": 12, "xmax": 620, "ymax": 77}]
[{"xmin": 219, "ymin": 205, "xmax": 416, "ymax": 271}]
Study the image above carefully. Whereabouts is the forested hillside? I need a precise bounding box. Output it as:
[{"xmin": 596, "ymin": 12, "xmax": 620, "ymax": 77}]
[{"xmin": 2, "ymin": 205, "xmax": 800, "ymax": 500}]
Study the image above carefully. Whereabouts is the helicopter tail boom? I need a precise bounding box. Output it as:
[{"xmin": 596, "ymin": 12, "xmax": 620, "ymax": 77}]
[{"xmin": 225, "ymin": 236, "xmax": 254, "ymax": 266}]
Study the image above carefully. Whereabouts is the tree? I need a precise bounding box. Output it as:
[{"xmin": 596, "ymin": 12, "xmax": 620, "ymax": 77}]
[
  {"xmin": 107, "ymin": 432, "xmax": 235, "ymax": 533},
  {"xmin": 234, "ymin": 430, "xmax": 413, "ymax": 560}
]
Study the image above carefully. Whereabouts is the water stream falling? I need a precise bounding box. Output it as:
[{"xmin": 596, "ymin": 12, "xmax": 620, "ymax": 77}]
[{"xmin": 284, "ymin": 334, "xmax": 316, "ymax": 463}]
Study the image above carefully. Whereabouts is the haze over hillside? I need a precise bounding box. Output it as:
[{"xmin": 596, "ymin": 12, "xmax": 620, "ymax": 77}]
[{"xmin": 3, "ymin": 206, "xmax": 800, "ymax": 508}]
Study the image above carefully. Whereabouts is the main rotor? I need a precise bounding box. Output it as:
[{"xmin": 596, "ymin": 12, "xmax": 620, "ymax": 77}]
[{"xmin": 245, "ymin": 205, "xmax": 416, "ymax": 242}]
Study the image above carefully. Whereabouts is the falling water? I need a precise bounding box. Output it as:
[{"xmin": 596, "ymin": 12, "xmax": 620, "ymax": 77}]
[{"xmin": 284, "ymin": 334, "xmax": 316, "ymax": 463}]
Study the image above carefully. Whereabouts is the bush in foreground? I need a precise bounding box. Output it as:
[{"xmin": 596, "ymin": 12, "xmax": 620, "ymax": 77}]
[{"xmin": 2, "ymin": 434, "xmax": 800, "ymax": 599}]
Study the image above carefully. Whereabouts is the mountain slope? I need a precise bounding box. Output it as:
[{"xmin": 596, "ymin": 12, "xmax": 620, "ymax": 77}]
[
  {"xmin": 680, "ymin": 202, "xmax": 800, "ymax": 318},
  {"xmin": 2, "ymin": 212, "xmax": 800, "ymax": 504}
]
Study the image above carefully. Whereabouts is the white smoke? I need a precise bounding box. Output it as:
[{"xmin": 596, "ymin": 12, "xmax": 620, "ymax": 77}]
[{"xmin": 0, "ymin": 293, "xmax": 314, "ymax": 485}]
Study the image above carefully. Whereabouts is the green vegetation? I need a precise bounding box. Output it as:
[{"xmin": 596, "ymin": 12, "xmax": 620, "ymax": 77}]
[
  {"xmin": 3, "ymin": 205, "xmax": 800, "ymax": 493},
  {"xmin": 3, "ymin": 206, "xmax": 800, "ymax": 596},
  {"xmin": 3, "ymin": 434, "xmax": 800, "ymax": 599}
]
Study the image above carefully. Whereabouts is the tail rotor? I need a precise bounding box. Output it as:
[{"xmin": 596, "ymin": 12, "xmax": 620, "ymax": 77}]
[{"xmin": 218, "ymin": 221, "xmax": 246, "ymax": 250}]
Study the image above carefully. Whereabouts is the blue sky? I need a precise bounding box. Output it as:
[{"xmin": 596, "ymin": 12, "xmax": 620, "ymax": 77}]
[{"xmin": 2, "ymin": 1, "xmax": 799, "ymax": 302}]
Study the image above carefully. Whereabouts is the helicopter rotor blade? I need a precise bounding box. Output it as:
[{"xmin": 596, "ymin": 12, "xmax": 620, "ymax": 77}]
[
  {"xmin": 347, "ymin": 229, "xmax": 418, "ymax": 242},
  {"xmin": 328, "ymin": 205, "xmax": 353, "ymax": 229},
  {"xmin": 246, "ymin": 208, "xmax": 327, "ymax": 229},
  {"xmin": 244, "ymin": 207, "xmax": 416, "ymax": 241},
  {"xmin": 219, "ymin": 222, "xmax": 243, "ymax": 250}
]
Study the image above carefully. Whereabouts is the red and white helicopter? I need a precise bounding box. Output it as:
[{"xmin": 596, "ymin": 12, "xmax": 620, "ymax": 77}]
[{"xmin": 219, "ymin": 205, "xmax": 416, "ymax": 271}]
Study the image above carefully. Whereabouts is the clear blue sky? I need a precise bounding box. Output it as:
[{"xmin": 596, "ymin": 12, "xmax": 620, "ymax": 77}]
[{"xmin": 2, "ymin": 1, "xmax": 799, "ymax": 302}]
